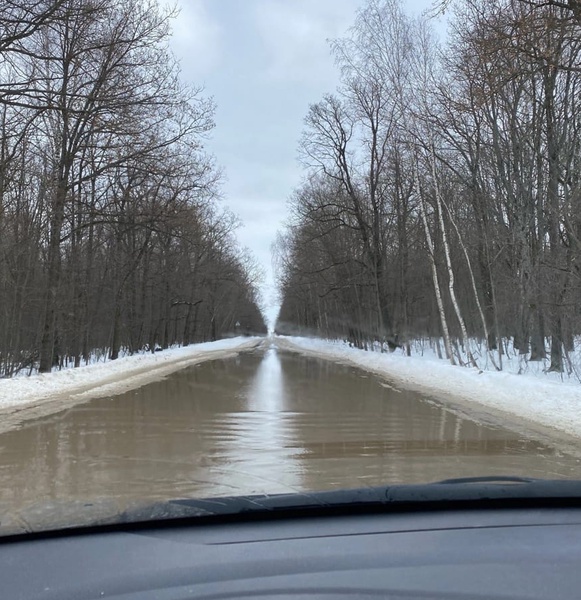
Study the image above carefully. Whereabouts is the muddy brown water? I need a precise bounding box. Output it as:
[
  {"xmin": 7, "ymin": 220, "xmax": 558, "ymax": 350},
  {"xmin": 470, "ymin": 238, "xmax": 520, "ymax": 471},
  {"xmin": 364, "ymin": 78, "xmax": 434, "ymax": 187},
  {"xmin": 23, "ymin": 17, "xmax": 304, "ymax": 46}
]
[{"xmin": 1, "ymin": 344, "xmax": 580, "ymax": 525}]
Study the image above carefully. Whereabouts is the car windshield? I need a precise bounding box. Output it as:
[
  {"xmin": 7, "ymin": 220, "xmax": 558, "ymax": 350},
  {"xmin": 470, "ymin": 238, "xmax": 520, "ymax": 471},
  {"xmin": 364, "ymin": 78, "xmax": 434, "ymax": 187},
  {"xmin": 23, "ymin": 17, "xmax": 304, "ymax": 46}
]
[{"xmin": 0, "ymin": 0, "xmax": 581, "ymax": 537}]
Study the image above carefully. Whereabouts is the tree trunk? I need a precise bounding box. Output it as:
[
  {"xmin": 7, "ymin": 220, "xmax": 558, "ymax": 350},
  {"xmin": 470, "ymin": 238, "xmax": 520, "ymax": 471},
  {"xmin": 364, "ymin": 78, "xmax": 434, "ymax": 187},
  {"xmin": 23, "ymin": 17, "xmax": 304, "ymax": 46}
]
[
  {"xmin": 415, "ymin": 163, "xmax": 454, "ymax": 364},
  {"xmin": 39, "ymin": 177, "xmax": 67, "ymax": 373}
]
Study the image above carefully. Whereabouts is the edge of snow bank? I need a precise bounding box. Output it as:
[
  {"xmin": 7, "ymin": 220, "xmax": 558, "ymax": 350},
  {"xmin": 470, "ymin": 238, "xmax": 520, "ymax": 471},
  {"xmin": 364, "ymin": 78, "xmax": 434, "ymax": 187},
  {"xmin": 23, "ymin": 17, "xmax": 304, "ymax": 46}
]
[
  {"xmin": 0, "ymin": 337, "xmax": 264, "ymax": 431},
  {"xmin": 276, "ymin": 336, "xmax": 581, "ymax": 446}
]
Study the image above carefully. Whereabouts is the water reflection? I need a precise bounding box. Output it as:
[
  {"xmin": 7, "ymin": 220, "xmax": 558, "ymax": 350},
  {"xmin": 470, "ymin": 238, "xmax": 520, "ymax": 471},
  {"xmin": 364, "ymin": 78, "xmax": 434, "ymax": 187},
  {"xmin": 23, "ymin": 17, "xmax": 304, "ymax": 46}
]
[
  {"xmin": 205, "ymin": 346, "xmax": 306, "ymax": 494},
  {"xmin": 248, "ymin": 346, "xmax": 288, "ymax": 411},
  {"xmin": 0, "ymin": 345, "xmax": 579, "ymax": 521}
]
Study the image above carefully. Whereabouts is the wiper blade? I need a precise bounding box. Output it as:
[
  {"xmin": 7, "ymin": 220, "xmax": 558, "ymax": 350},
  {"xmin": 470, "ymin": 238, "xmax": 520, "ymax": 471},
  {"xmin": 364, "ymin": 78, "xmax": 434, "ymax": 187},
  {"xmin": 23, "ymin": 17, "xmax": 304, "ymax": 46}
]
[
  {"xmin": 435, "ymin": 475, "xmax": 538, "ymax": 485},
  {"xmin": 4, "ymin": 478, "xmax": 581, "ymax": 540},
  {"xmin": 166, "ymin": 478, "xmax": 581, "ymax": 520}
]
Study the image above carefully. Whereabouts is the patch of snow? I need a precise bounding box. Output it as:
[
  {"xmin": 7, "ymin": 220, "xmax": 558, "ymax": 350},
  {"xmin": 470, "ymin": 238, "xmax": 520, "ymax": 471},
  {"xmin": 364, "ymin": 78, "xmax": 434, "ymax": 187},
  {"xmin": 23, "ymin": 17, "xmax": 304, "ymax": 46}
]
[
  {"xmin": 0, "ymin": 337, "xmax": 263, "ymax": 413},
  {"xmin": 276, "ymin": 336, "xmax": 581, "ymax": 440}
]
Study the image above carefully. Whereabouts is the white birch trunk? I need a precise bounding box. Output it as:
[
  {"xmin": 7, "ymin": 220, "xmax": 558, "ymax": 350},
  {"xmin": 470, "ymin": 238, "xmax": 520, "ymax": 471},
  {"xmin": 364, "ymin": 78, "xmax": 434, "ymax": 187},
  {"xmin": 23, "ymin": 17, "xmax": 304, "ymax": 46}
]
[
  {"xmin": 414, "ymin": 160, "xmax": 455, "ymax": 365},
  {"xmin": 439, "ymin": 191, "xmax": 499, "ymax": 371},
  {"xmin": 429, "ymin": 143, "xmax": 476, "ymax": 368}
]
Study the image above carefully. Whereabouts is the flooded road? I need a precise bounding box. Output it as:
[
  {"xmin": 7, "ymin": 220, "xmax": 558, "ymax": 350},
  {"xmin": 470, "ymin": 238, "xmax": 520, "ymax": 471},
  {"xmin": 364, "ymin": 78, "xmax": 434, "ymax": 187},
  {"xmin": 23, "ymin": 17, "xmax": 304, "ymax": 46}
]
[{"xmin": 1, "ymin": 344, "xmax": 580, "ymax": 517}]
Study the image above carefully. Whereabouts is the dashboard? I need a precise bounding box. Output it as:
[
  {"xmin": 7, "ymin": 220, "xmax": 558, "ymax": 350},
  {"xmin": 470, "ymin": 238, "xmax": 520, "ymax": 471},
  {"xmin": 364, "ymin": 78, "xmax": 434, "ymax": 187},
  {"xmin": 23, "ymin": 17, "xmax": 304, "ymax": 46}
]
[{"xmin": 2, "ymin": 505, "xmax": 581, "ymax": 599}]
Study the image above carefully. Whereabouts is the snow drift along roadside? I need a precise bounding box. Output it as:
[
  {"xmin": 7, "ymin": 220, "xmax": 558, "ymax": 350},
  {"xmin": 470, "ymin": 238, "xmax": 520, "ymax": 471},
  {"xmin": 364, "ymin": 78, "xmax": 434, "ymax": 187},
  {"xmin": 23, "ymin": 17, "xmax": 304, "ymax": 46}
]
[
  {"xmin": 276, "ymin": 336, "xmax": 581, "ymax": 440},
  {"xmin": 0, "ymin": 337, "xmax": 263, "ymax": 413}
]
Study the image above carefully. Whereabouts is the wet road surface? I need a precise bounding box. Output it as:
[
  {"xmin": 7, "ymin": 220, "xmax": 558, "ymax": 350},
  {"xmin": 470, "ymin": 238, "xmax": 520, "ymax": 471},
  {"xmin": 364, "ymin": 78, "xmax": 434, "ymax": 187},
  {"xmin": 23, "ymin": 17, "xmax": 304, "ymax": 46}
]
[{"xmin": 1, "ymin": 344, "xmax": 580, "ymax": 517}]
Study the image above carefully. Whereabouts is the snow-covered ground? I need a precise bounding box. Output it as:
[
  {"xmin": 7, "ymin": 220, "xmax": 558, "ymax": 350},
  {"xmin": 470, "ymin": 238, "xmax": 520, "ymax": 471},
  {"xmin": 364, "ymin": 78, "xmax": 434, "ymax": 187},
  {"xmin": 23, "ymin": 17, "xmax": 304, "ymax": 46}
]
[
  {"xmin": 0, "ymin": 337, "xmax": 263, "ymax": 423},
  {"xmin": 275, "ymin": 336, "xmax": 581, "ymax": 441}
]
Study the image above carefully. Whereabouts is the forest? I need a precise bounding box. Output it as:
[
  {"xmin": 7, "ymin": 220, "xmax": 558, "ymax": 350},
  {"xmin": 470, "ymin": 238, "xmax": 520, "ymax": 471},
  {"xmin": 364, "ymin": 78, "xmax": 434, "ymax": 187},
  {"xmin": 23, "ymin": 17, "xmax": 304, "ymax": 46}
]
[
  {"xmin": 0, "ymin": 0, "xmax": 266, "ymax": 377},
  {"xmin": 275, "ymin": 0, "xmax": 581, "ymax": 375}
]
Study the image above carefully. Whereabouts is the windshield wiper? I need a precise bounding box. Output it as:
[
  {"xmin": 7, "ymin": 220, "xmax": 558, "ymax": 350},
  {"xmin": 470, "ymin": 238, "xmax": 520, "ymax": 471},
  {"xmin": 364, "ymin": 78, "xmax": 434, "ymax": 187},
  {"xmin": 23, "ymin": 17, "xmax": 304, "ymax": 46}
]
[
  {"xmin": 162, "ymin": 478, "xmax": 581, "ymax": 522},
  {"xmin": 4, "ymin": 478, "xmax": 581, "ymax": 539},
  {"xmin": 435, "ymin": 475, "xmax": 538, "ymax": 485}
]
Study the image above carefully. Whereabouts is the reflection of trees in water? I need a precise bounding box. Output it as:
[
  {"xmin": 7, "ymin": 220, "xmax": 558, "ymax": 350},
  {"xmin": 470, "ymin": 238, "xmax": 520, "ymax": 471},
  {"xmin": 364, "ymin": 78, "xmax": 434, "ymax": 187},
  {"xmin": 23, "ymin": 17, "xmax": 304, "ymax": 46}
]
[
  {"xmin": 0, "ymin": 353, "xmax": 267, "ymax": 507},
  {"xmin": 274, "ymin": 352, "xmax": 569, "ymax": 488}
]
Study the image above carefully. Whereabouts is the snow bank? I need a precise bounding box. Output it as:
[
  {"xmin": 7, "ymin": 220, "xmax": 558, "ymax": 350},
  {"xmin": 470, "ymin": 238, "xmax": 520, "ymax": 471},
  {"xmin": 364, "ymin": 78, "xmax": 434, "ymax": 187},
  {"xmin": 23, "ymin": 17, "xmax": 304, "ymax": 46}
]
[
  {"xmin": 403, "ymin": 336, "xmax": 581, "ymax": 383},
  {"xmin": 0, "ymin": 337, "xmax": 263, "ymax": 415},
  {"xmin": 276, "ymin": 336, "xmax": 581, "ymax": 440}
]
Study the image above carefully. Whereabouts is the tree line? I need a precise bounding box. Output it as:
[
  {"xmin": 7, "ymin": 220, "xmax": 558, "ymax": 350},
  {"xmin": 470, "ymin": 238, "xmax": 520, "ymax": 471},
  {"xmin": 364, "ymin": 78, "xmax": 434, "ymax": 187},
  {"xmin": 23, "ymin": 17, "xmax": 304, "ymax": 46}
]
[
  {"xmin": 275, "ymin": 0, "xmax": 581, "ymax": 375},
  {"xmin": 0, "ymin": 0, "xmax": 266, "ymax": 377}
]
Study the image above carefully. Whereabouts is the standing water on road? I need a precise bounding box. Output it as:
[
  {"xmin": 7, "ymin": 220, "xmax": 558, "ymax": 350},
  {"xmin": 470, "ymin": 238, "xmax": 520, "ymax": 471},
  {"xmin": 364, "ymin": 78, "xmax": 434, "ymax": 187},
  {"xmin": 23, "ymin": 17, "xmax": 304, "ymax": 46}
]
[{"xmin": 0, "ymin": 344, "xmax": 580, "ymax": 519}]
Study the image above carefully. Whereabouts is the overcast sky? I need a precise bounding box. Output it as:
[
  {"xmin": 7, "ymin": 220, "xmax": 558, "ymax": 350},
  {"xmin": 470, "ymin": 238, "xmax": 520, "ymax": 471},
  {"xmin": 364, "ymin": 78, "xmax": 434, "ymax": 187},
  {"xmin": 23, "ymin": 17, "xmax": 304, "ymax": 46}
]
[{"xmin": 168, "ymin": 0, "xmax": 440, "ymax": 326}]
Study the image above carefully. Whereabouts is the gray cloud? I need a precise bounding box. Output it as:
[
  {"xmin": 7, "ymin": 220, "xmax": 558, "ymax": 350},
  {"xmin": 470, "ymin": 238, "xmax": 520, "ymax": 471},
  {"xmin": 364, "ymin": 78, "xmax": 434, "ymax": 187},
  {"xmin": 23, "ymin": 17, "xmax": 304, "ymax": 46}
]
[
  {"xmin": 171, "ymin": 0, "xmax": 223, "ymax": 78},
  {"xmin": 252, "ymin": 0, "xmax": 359, "ymax": 86}
]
